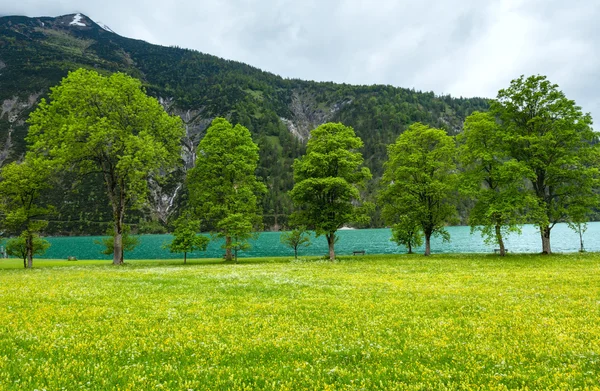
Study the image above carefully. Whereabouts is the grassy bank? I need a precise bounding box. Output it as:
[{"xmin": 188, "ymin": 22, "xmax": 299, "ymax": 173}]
[{"xmin": 0, "ymin": 254, "xmax": 599, "ymax": 390}]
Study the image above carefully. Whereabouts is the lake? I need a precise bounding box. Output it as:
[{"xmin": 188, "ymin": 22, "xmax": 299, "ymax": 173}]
[{"xmin": 30, "ymin": 222, "xmax": 600, "ymax": 260}]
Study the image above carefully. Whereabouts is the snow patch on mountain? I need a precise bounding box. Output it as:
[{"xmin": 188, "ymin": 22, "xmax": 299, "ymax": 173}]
[
  {"xmin": 97, "ymin": 21, "xmax": 115, "ymax": 33},
  {"xmin": 69, "ymin": 13, "xmax": 86, "ymax": 27}
]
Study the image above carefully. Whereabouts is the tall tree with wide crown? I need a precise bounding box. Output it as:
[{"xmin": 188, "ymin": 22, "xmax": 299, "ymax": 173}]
[{"xmin": 290, "ymin": 122, "xmax": 372, "ymax": 261}]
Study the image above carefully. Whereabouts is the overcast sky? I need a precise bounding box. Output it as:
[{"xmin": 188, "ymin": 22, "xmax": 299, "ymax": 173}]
[{"xmin": 3, "ymin": 0, "xmax": 599, "ymax": 122}]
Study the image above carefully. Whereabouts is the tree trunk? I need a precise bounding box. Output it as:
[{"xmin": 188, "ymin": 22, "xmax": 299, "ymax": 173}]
[
  {"xmin": 109, "ymin": 178, "xmax": 126, "ymax": 265},
  {"xmin": 407, "ymin": 243, "xmax": 413, "ymax": 254},
  {"xmin": 495, "ymin": 224, "xmax": 506, "ymax": 256},
  {"xmin": 424, "ymin": 235, "xmax": 431, "ymax": 256},
  {"xmin": 326, "ymin": 233, "xmax": 335, "ymax": 261},
  {"xmin": 578, "ymin": 224, "xmax": 584, "ymax": 252},
  {"xmin": 540, "ymin": 225, "xmax": 552, "ymax": 255},
  {"xmin": 23, "ymin": 256, "xmax": 26, "ymax": 269},
  {"xmin": 225, "ymin": 235, "xmax": 233, "ymax": 261},
  {"xmin": 294, "ymin": 247, "xmax": 298, "ymax": 260},
  {"xmin": 184, "ymin": 251, "xmax": 187, "ymax": 265},
  {"xmin": 26, "ymin": 232, "xmax": 33, "ymax": 268},
  {"xmin": 113, "ymin": 221, "xmax": 123, "ymax": 265}
]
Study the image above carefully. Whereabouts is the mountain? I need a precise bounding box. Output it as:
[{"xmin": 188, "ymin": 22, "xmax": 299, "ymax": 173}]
[{"xmin": 0, "ymin": 13, "xmax": 489, "ymax": 234}]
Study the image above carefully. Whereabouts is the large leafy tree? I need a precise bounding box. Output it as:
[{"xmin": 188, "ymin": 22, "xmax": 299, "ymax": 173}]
[
  {"xmin": 290, "ymin": 122, "xmax": 372, "ymax": 261},
  {"xmin": 491, "ymin": 75, "xmax": 600, "ymax": 254},
  {"xmin": 187, "ymin": 118, "xmax": 266, "ymax": 261},
  {"xmin": 457, "ymin": 112, "xmax": 535, "ymax": 256},
  {"xmin": 27, "ymin": 69, "xmax": 184, "ymax": 264},
  {"xmin": 380, "ymin": 123, "xmax": 457, "ymax": 256},
  {"xmin": 0, "ymin": 158, "xmax": 54, "ymax": 268}
]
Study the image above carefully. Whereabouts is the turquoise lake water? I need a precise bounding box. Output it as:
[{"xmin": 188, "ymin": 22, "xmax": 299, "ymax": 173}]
[{"xmin": 30, "ymin": 222, "xmax": 600, "ymax": 260}]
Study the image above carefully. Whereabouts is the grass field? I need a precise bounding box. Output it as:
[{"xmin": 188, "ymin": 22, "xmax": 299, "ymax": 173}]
[{"xmin": 0, "ymin": 254, "xmax": 599, "ymax": 390}]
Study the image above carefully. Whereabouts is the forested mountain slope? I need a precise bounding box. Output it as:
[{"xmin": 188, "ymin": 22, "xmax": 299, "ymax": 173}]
[{"xmin": 0, "ymin": 13, "xmax": 488, "ymax": 233}]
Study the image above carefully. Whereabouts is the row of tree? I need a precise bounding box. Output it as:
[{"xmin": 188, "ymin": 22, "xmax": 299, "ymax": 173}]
[
  {"xmin": 0, "ymin": 70, "xmax": 596, "ymax": 267},
  {"xmin": 302, "ymin": 75, "xmax": 598, "ymax": 258}
]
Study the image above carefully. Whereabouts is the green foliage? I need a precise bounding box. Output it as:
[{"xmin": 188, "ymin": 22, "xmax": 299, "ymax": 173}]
[
  {"xmin": 187, "ymin": 118, "xmax": 266, "ymax": 261},
  {"xmin": 290, "ymin": 123, "xmax": 372, "ymax": 260},
  {"xmin": 0, "ymin": 15, "xmax": 488, "ymax": 232},
  {"xmin": 138, "ymin": 219, "xmax": 168, "ymax": 234},
  {"xmin": 0, "ymin": 158, "xmax": 54, "ymax": 267},
  {"xmin": 5, "ymin": 233, "xmax": 50, "ymax": 268},
  {"xmin": 164, "ymin": 217, "xmax": 209, "ymax": 264},
  {"xmin": 457, "ymin": 112, "xmax": 535, "ymax": 255},
  {"xmin": 491, "ymin": 75, "xmax": 600, "ymax": 254},
  {"xmin": 0, "ymin": 159, "xmax": 53, "ymax": 233},
  {"xmin": 94, "ymin": 225, "xmax": 140, "ymax": 256},
  {"xmin": 26, "ymin": 68, "xmax": 184, "ymax": 264},
  {"xmin": 380, "ymin": 123, "xmax": 457, "ymax": 256},
  {"xmin": 280, "ymin": 227, "xmax": 311, "ymax": 259},
  {"xmin": 390, "ymin": 217, "xmax": 423, "ymax": 254}
]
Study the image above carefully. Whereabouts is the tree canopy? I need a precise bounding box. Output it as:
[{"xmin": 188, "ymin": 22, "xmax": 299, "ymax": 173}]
[
  {"xmin": 457, "ymin": 111, "xmax": 534, "ymax": 256},
  {"xmin": 165, "ymin": 216, "xmax": 209, "ymax": 264},
  {"xmin": 0, "ymin": 158, "xmax": 54, "ymax": 268},
  {"xmin": 26, "ymin": 69, "xmax": 184, "ymax": 264},
  {"xmin": 280, "ymin": 227, "xmax": 311, "ymax": 259},
  {"xmin": 5, "ymin": 233, "xmax": 50, "ymax": 269},
  {"xmin": 491, "ymin": 75, "xmax": 600, "ymax": 254},
  {"xmin": 389, "ymin": 216, "xmax": 423, "ymax": 254},
  {"xmin": 187, "ymin": 118, "xmax": 266, "ymax": 261},
  {"xmin": 290, "ymin": 122, "xmax": 372, "ymax": 260},
  {"xmin": 380, "ymin": 122, "xmax": 457, "ymax": 256}
]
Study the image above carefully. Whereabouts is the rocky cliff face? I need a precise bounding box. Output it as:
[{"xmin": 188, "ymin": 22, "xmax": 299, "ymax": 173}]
[
  {"xmin": 0, "ymin": 93, "xmax": 41, "ymax": 165},
  {"xmin": 159, "ymin": 97, "xmax": 213, "ymax": 169},
  {"xmin": 147, "ymin": 99, "xmax": 213, "ymax": 225},
  {"xmin": 280, "ymin": 91, "xmax": 348, "ymax": 141}
]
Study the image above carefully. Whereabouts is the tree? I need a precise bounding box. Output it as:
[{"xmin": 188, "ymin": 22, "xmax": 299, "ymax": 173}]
[
  {"xmin": 390, "ymin": 216, "xmax": 423, "ymax": 254},
  {"xmin": 0, "ymin": 158, "xmax": 54, "ymax": 268},
  {"xmin": 571, "ymin": 222, "xmax": 587, "ymax": 253},
  {"xmin": 5, "ymin": 233, "xmax": 50, "ymax": 269},
  {"xmin": 457, "ymin": 112, "xmax": 535, "ymax": 256},
  {"xmin": 491, "ymin": 75, "xmax": 600, "ymax": 254},
  {"xmin": 187, "ymin": 118, "xmax": 266, "ymax": 261},
  {"xmin": 380, "ymin": 122, "xmax": 457, "ymax": 256},
  {"xmin": 567, "ymin": 202, "xmax": 590, "ymax": 253},
  {"xmin": 217, "ymin": 213, "xmax": 255, "ymax": 263},
  {"xmin": 27, "ymin": 69, "xmax": 184, "ymax": 264},
  {"xmin": 280, "ymin": 227, "xmax": 311, "ymax": 259},
  {"xmin": 164, "ymin": 216, "xmax": 210, "ymax": 264},
  {"xmin": 95, "ymin": 225, "xmax": 140, "ymax": 261},
  {"xmin": 289, "ymin": 123, "xmax": 372, "ymax": 261}
]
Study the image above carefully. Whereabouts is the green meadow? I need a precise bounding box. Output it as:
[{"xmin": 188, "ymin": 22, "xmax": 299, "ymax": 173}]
[{"xmin": 0, "ymin": 254, "xmax": 599, "ymax": 390}]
